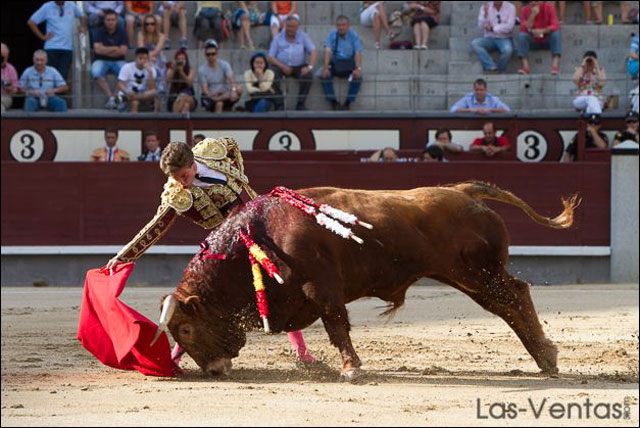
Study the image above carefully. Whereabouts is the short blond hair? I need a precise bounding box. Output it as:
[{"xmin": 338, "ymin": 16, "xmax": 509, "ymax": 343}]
[{"xmin": 160, "ymin": 142, "xmax": 194, "ymax": 175}]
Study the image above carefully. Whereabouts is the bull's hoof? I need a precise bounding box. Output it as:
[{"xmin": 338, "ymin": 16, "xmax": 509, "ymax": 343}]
[
  {"xmin": 339, "ymin": 368, "xmax": 361, "ymax": 383},
  {"xmin": 541, "ymin": 366, "xmax": 559, "ymax": 377}
]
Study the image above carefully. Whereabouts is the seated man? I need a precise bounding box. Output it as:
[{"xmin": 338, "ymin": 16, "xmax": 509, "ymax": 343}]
[
  {"xmin": 105, "ymin": 137, "xmax": 316, "ymax": 366},
  {"xmin": 470, "ymin": 121, "xmax": 510, "ymax": 157},
  {"xmin": 91, "ymin": 127, "xmax": 130, "ymax": 162},
  {"xmin": 321, "ymin": 15, "xmax": 363, "ymax": 111},
  {"xmin": 19, "ymin": 50, "xmax": 68, "ymax": 112},
  {"xmin": 1, "ymin": 43, "xmax": 19, "ymax": 112},
  {"xmin": 612, "ymin": 110, "xmax": 639, "ymax": 146},
  {"xmin": 198, "ymin": 39, "xmax": 242, "ymax": 113},
  {"xmin": 471, "ymin": 1, "xmax": 516, "ymax": 73},
  {"xmin": 517, "ymin": 0, "xmax": 561, "ymax": 75},
  {"xmin": 116, "ymin": 47, "xmax": 158, "ymax": 112},
  {"xmin": 267, "ymin": 15, "xmax": 317, "ymax": 111},
  {"xmin": 562, "ymin": 113, "xmax": 609, "ymax": 162},
  {"xmin": 449, "ymin": 78, "xmax": 510, "ymax": 114},
  {"xmin": 85, "ymin": 1, "xmax": 126, "ymax": 43},
  {"xmin": 92, "ymin": 9, "xmax": 128, "ymax": 109},
  {"xmin": 423, "ymin": 144, "xmax": 445, "ymax": 162}
]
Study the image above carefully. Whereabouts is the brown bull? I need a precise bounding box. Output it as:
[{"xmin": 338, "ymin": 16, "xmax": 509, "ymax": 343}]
[{"xmin": 156, "ymin": 181, "xmax": 579, "ymax": 381}]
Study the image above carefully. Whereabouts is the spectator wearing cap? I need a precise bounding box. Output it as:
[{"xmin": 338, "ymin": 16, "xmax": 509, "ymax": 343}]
[
  {"xmin": 572, "ymin": 50, "xmax": 606, "ymax": 115},
  {"xmin": 470, "ymin": 122, "xmax": 510, "ymax": 157},
  {"xmin": 1, "ymin": 43, "xmax": 19, "ymax": 112},
  {"xmin": 92, "ymin": 9, "xmax": 129, "ymax": 110},
  {"xmin": 28, "ymin": 1, "xmax": 87, "ymax": 81},
  {"xmin": 267, "ymin": 15, "xmax": 317, "ymax": 111},
  {"xmin": 517, "ymin": 0, "xmax": 561, "ymax": 75},
  {"xmin": 612, "ymin": 111, "xmax": 639, "ymax": 146},
  {"xmin": 471, "ymin": 1, "xmax": 516, "ymax": 73},
  {"xmin": 321, "ymin": 15, "xmax": 363, "ymax": 111},
  {"xmin": 198, "ymin": 39, "xmax": 242, "ymax": 113},
  {"xmin": 449, "ymin": 78, "xmax": 510, "ymax": 114},
  {"xmin": 562, "ymin": 114, "xmax": 609, "ymax": 162},
  {"xmin": 244, "ymin": 52, "xmax": 278, "ymax": 112},
  {"xmin": 19, "ymin": 49, "xmax": 68, "ymax": 112}
]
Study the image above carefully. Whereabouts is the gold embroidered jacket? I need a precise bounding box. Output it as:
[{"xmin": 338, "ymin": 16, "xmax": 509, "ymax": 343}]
[{"xmin": 115, "ymin": 137, "xmax": 258, "ymax": 263}]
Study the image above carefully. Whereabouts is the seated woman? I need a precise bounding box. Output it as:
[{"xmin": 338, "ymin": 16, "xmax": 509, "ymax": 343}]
[
  {"xmin": 166, "ymin": 49, "xmax": 197, "ymax": 113},
  {"xmin": 243, "ymin": 52, "xmax": 278, "ymax": 112}
]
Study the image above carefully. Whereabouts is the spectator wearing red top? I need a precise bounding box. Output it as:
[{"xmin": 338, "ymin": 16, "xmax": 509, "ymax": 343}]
[
  {"xmin": 470, "ymin": 122, "xmax": 510, "ymax": 157},
  {"xmin": 517, "ymin": 0, "xmax": 561, "ymax": 75}
]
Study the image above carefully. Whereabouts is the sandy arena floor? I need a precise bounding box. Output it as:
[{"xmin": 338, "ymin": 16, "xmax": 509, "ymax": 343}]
[{"xmin": 1, "ymin": 283, "xmax": 638, "ymax": 426}]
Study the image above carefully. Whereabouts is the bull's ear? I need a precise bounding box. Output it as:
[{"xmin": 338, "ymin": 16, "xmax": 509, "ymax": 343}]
[{"xmin": 183, "ymin": 295, "xmax": 202, "ymax": 314}]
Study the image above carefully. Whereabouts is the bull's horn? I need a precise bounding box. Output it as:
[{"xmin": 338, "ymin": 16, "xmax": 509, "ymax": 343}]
[{"xmin": 150, "ymin": 294, "xmax": 178, "ymax": 346}]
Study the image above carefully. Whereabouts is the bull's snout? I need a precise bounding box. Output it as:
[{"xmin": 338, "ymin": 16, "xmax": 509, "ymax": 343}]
[{"xmin": 205, "ymin": 358, "xmax": 232, "ymax": 376}]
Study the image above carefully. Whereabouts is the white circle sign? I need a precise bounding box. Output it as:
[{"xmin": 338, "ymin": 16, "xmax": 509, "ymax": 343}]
[
  {"xmin": 517, "ymin": 130, "xmax": 548, "ymax": 162},
  {"xmin": 268, "ymin": 130, "xmax": 301, "ymax": 151},
  {"xmin": 10, "ymin": 130, "xmax": 45, "ymax": 162}
]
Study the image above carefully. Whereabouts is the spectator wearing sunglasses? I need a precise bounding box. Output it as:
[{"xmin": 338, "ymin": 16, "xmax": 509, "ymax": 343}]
[
  {"xmin": 198, "ymin": 39, "xmax": 242, "ymax": 113},
  {"xmin": 28, "ymin": 1, "xmax": 87, "ymax": 81},
  {"xmin": 19, "ymin": 49, "xmax": 68, "ymax": 112},
  {"xmin": 471, "ymin": 1, "xmax": 516, "ymax": 73}
]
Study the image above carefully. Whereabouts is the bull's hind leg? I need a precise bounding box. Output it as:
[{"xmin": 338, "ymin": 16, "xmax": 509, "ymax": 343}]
[
  {"xmin": 448, "ymin": 270, "xmax": 558, "ymax": 374},
  {"xmin": 302, "ymin": 281, "xmax": 362, "ymax": 382}
]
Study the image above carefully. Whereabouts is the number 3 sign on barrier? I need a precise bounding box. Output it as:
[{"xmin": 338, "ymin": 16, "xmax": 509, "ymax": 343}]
[{"xmin": 10, "ymin": 130, "xmax": 45, "ymax": 162}]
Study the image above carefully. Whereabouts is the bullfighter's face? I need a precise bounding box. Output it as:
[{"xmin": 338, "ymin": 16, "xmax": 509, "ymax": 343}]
[
  {"xmin": 165, "ymin": 295, "xmax": 246, "ymax": 376},
  {"xmin": 171, "ymin": 162, "xmax": 197, "ymax": 188}
]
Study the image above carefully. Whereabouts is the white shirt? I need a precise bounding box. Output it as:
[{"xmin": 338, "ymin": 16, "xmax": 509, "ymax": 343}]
[
  {"xmin": 118, "ymin": 61, "xmax": 157, "ymax": 93},
  {"xmin": 192, "ymin": 160, "xmax": 228, "ymax": 188}
]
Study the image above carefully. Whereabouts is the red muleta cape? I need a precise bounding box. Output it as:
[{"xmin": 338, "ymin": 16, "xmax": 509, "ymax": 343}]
[{"xmin": 77, "ymin": 262, "xmax": 179, "ymax": 377}]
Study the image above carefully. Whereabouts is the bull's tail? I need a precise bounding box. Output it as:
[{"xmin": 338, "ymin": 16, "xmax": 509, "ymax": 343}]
[{"xmin": 452, "ymin": 181, "xmax": 581, "ymax": 229}]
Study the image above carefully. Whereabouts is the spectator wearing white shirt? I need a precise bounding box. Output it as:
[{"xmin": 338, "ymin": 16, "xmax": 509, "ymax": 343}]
[
  {"xmin": 116, "ymin": 47, "xmax": 158, "ymax": 112},
  {"xmin": 471, "ymin": 1, "xmax": 516, "ymax": 73}
]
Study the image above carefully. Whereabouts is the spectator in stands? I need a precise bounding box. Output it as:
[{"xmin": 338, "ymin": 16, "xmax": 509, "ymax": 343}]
[
  {"xmin": 1, "ymin": 43, "xmax": 19, "ymax": 113},
  {"xmin": 572, "ymin": 50, "xmax": 606, "ymax": 114},
  {"xmin": 270, "ymin": 1, "xmax": 299, "ymax": 39},
  {"xmin": 370, "ymin": 147, "xmax": 398, "ymax": 162},
  {"xmin": 407, "ymin": 1, "xmax": 440, "ymax": 50},
  {"xmin": 138, "ymin": 131, "xmax": 163, "ymax": 161},
  {"xmin": 85, "ymin": 1, "xmax": 125, "ymax": 42},
  {"xmin": 612, "ymin": 110, "xmax": 639, "ymax": 146},
  {"xmin": 194, "ymin": 1, "xmax": 226, "ymax": 48},
  {"xmin": 471, "ymin": 1, "xmax": 516, "ymax": 73},
  {"xmin": 166, "ymin": 49, "xmax": 196, "ymax": 113},
  {"xmin": 158, "ymin": 1, "xmax": 188, "ymax": 50},
  {"xmin": 92, "ymin": 9, "xmax": 128, "ymax": 110},
  {"xmin": 91, "ymin": 128, "xmax": 130, "ymax": 161},
  {"xmin": 192, "ymin": 133, "xmax": 206, "ymax": 146},
  {"xmin": 360, "ymin": 2, "xmax": 397, "ymax": 50},
  {"xmin": 449, "ymin": 78, "xmax": 511, "ymax": 114},
  {"xmin": 125, "ymin": 1, "xmax": 160, "ymax": 48},
  {"xmin": 470, "ymin": 122, "xmax": 510, "ymax": 157},
  {"xmin": 233, "ymin": 1, "xmax": 264, "ymax": 50},
  {"xmin": 198, "ymin": 39, "xmax": 242, "ymax": 113},
  {"xmin": 423, "ymin": 144, "xmax": 444, "ymax": 162},
  {"xmin": 562, "ymin": 113, "xmax": 609, "ymax": 162},
  {"xmin": 116, "ymin": 47, "xmax": 158, "ymax": 112},
  {"xmin": 28, "ymin": 1, "xmax": 87, "ymax": 81},
  {"xmin": 321, "ymin": 15, "xmax": 363, "ymax": 111},
  {"xmin": 244, "ymin": 52, "xmax": 278, "ymax": 112},
  {"xmin": 268, "ymin": 16, "xmax": 317, "ymax": 111},
  {"xmin": 583, "ymin": 1, "xmax": 632, "ymax": 25},
  {"xmin": 628, "ymin": 33, "xmax": 639, "ymax": 79},
  {"xmin": 137, "ymin": 13, "xmax": 167, "ymax": 107},
  {"xmin": 430, "ymin": 128, "xmax": 463, "ymax": 152},
  {"xmin": 517, "ymin": 0, "xmax": 561, "ymax": 75},
  {"xmin": 19, "ymin": 50, "xmax": 68, "ymax": 112}
]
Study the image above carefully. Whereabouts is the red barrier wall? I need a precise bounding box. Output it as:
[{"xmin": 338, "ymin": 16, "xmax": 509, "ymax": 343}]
[{"xmin": 1, "ymin": 161, "xmax": 610, "ymax": 246}]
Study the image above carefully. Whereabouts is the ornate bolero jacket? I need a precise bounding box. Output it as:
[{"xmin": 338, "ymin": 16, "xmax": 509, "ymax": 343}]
[{"xmin": 115, "ymin": 137, "xmax": 258, "ymax": 263}]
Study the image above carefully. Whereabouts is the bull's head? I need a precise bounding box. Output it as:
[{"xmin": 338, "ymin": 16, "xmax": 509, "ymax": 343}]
[{"xmin": 153, "ymin": 293, "xmax": 246, "ymax": 376}]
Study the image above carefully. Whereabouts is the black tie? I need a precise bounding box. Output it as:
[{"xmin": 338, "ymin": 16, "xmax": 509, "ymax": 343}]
[{"xmin": 195, "ymin": 174, "xmax": 227, "ymax": 185}]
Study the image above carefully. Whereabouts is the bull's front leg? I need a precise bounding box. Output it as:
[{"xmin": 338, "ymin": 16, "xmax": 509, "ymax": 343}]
[{"xmin": 320, "ymin": 304, "xmax": 362, "ymax": 382}]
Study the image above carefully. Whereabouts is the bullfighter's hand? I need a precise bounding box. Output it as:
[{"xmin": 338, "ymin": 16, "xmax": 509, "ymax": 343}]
[{"xmin": 106, "ymin": 256, "xmax": 122, "ymax": 275}]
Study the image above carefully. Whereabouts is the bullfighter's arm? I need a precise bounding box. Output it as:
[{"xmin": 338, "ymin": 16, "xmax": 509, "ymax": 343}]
[{"xmin": 114, "ymin": 203, "xmax": 178, "ymax": 263}]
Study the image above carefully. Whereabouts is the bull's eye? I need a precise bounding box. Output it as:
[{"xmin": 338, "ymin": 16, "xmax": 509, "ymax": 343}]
[{"xmin": 179, "ymin": 324, "xmax": 193, "ymax": 342}]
